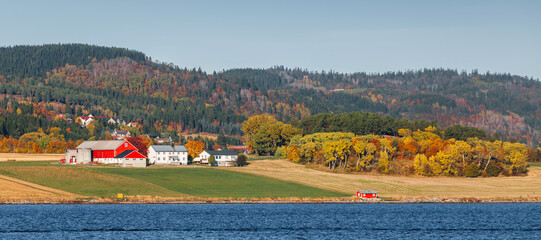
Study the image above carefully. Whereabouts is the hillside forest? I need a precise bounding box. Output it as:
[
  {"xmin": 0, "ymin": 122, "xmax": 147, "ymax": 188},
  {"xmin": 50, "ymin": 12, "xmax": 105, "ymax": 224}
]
[{"xmin": 0, "ymin": 44, "xmax": 540, "ymax": 157}]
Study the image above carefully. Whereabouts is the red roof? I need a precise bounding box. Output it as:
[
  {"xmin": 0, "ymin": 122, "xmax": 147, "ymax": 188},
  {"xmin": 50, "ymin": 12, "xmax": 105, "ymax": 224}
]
[{"xmin": 124, "ymin": 151, "xmax": 146, "ymax": 159}]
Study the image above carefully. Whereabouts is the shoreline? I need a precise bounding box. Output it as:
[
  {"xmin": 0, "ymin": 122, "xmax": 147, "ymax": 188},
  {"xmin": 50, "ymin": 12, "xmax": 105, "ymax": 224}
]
[{"xmin": 2, "ymin": 198, "xmax": 541, "ymax": 205}]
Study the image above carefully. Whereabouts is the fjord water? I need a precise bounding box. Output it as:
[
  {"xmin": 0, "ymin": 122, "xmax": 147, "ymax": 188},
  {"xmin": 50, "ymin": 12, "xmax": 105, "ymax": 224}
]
[{"xmin": 1, "ymin": 203, "xmax": 540, "ymax": 239}]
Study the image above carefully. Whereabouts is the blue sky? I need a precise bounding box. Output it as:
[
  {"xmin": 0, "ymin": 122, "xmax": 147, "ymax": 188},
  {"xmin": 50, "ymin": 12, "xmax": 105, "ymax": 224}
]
[{"xmin": 1, "ymin": 0, "xmax": 540, "ymax": 79}]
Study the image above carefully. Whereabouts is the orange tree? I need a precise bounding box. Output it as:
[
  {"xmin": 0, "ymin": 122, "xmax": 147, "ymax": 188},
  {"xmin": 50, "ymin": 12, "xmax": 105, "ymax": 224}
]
[{"xmin": 186, "ymin": 140, "xmax": 205, "ymax": 159}]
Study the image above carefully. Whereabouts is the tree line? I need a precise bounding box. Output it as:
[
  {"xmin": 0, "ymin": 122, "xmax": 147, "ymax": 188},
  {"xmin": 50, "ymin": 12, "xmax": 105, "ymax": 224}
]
[{"xmin": 242, "ymin": 113, "xmax": 540, "ymax": 177}]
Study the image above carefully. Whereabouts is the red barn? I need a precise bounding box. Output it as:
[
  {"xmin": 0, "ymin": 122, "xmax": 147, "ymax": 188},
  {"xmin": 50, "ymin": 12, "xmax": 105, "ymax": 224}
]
[
  {"xmin": 357, "ymin": 190, "xmax": 377, "ymax": 199},
  {"xmin": 72, "ymin": 140, "xmax": 147, "ymax": 167}
]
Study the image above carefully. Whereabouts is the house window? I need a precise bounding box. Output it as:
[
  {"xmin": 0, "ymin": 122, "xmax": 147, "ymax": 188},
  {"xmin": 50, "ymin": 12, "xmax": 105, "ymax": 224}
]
[{"xmin": 125, "ymin": 143, "xmax": 128, "ymax": 147}]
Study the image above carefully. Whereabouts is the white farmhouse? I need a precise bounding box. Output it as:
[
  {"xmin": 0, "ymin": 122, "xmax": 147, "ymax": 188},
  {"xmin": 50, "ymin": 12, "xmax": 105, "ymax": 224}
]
[
  {"xmin": 148, "ymin": 145, "xmax": 188, "ymax": 165},
  {"xmin": 198, "ymin": 150, "xmax": 238, "ymax": 166}
]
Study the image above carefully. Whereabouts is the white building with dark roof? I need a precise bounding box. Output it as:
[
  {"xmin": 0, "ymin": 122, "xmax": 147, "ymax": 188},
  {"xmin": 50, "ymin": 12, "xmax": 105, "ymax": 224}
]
[
  {"xmin": 148, "ymin": 145, "xmax": 188, "ymax": 165},
  {"xmin": 197, "ymin": 150, "xmax": 238, "ymax": 166}
]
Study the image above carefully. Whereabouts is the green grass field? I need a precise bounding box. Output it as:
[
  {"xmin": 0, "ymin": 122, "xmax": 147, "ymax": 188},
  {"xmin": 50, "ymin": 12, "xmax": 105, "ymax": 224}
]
[
  {"xmin": 247, "ymin": 156, "xmax": 281, "ymax": 161},
  {"xmin": 0, "ymin": 161, "xmax": 347, "ymax": 198},
  {"xmin": 530, "ymin": 162, "xmax": 541, "ymax": 167}
]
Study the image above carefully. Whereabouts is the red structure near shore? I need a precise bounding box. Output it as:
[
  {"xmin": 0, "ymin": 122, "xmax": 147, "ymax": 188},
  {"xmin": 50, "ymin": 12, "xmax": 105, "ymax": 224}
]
[{"xmin": 357, "ymin": 190, "xmax": 377, "ymax": 199}]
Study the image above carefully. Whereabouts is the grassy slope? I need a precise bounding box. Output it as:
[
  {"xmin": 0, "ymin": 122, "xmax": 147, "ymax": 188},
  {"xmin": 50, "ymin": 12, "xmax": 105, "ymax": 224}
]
[
  {"xmin": 0, "ymin": 161, "xmax": 347, "ymax": 198},
  {"xmin": 95, "ymin": 167, "xmax": 346, "ymax": 198},
  {"xmin": 0, "ymin": 164, "xmax": 180, "ymax": 197}
]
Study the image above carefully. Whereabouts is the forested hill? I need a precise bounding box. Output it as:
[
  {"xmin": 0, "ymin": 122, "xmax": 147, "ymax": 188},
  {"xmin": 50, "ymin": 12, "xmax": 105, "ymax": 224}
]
[
  {"xmin": 0, "ymin": 44, "xmax": 540, "ymax": 147},
  {"xmin": 0, "ymin": 44, "xmax": 147, "ymax": 78}
]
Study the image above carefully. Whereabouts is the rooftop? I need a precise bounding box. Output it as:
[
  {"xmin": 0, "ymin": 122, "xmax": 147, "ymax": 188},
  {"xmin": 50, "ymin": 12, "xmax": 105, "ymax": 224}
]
[
  {"xmin": 205, "ymin": 150, "xmax": 237, "ymax": 156},
  {"xmin": 77, "ymin": 140, "xmax": 126, "ymax": 150},
  {"xmin": 150, "ymin": 145, "xmax": 188, "ymax": 152}
]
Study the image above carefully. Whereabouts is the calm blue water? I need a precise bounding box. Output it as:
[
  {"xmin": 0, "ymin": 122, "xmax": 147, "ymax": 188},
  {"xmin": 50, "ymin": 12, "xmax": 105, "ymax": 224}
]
[{"xmin": 0, "ymin": 203, "xmax": 540, "ymax": 239}]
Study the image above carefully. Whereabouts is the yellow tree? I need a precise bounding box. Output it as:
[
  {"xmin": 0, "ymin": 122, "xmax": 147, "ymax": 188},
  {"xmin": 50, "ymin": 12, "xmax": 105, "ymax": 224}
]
[
  {"xmin": 397, "ymin": 128, "xmax": 412, "ymax": 137},
  {"xmin": 241, "ymin": 114, "xmax": 275, "ymax": 154},
  {"xmin": 353, "ymin": 139, "xmax": 377, "ymax": 170},
  {"xmin": 483, "ymin": 140, "xmax": 503, "ymax": 171},
  {"xmin": 352, "ymin": 138, "xmax": 366, "ymax": 168},
  {"xmin": 413, "ymin": 153, "xmax": 442, "ymax": 176},
  {"xmin": 253, "ymin": 121, "xmax": 300, "ymax": 156},
  {"xmin": 503, "ymin": 142, "xmax": 529, "ymax": 175},
  {"xmin": 338, "ymin": 139, "xmax": 352, "ymax": 169},
  {"xmin": 378, "ymin": 150, "xmax": 390, "ymax": 174},
  {"xmin": 434, "ymin": 150, "xmax": 455, "ymax": 176},
  {"xmin": 363, "ymin": 142, "xmax": 377, "ymax": 167},
  {"xmin": 413, "ymin": 153, "xmax": 429, "ymax": 175},
  {"xmin": 185, "ymin": 140, "xmax": 205, "ymax": 159},
  {"xmin": 323, "ymin": 140, "xmax": 351, "ymax": 170},
  {"xmin": 379, "ymin": 138, "xmax": 396, "ymax": 157},
  {"xmin": 299, "ymin": 142, "xmax": 317, "ymax": 162},
  {"xmin": 449, "ymin": 140, "xmax": 472, "ymax": 171}
]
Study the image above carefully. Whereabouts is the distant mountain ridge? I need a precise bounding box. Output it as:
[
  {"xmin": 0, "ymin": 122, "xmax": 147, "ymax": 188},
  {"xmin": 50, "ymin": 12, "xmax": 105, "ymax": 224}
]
[{"xmin": 0, "ymin": 44, "xmax": 539, "ymax": 146}]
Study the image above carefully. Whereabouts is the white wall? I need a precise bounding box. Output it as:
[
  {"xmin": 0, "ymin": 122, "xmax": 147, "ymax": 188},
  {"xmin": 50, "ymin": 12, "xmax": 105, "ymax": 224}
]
[
  {"xmin": 215, "ymin": 155, "xmax": 238, "ymax": 166},
  {"xmin": 148, "ymin": 147, "xmax": 188, "ymax": 165},
  {"xmin": 148, "ymin": 147, "xmax": 158, "ymax": 164},
  {"xmin": 122, "ymin": 158, "xmax": 146, "ymax": 167}
]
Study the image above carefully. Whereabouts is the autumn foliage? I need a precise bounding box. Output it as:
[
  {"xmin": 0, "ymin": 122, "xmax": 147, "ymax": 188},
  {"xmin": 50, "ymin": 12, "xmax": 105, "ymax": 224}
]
[
  {"xmin": 0, "ymin": 127, "xmax": 79, "ymax": 153},
  {"xmin": 283, "ymin": 128, "xmax": 531, "ymax": 177},
  {"xmin": 185, "ymin": 140, "xmax": 205, "ymax": 159}
]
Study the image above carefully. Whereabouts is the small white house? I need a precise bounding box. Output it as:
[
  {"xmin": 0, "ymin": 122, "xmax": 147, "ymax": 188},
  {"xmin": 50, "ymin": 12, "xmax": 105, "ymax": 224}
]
[
  {"xmin": 198, "ymin": 150, "xmax": 238, "ymax": 166},
  {"xmin": 78, "ymin": 115, "xmax": 94, "ymax": 127},
  {"xmin": 148, "ymin": 145, "xmax": 188, "ymax": 165},
  {"xmin": 111, "ymin": 130, "xmax": 131, "ymax": 139}
]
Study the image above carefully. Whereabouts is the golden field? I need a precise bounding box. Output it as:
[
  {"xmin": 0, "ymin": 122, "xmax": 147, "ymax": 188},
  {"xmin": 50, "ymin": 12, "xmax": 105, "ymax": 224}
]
[
  {"xmin": 0, "ymin": 153, "xmax": 64, "ymax": 161},
  {"xmin": 1, "ymin": 157, "xmax": 541, "ymax": 202},
  {"xmin": 225, "ymin": 160, "xmax": 541, "ymax": 200},
  {"xmin": 0, "ymin": 174, "xmax": 82, "ymax": 202}
]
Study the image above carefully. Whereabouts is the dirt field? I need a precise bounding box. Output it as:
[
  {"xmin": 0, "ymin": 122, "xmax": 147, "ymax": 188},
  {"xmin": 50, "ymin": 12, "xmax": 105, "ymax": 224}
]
[
  {"xmin": 0, "ymin": 174, "xmax": 82, "ymax": 202},
  {"xmin": 0, "ymin": 153, "xmax": 64, "ymax": 161},
  {"xmin": 225, "ymin": 160, "xmax": 541, "ymax": 200}
]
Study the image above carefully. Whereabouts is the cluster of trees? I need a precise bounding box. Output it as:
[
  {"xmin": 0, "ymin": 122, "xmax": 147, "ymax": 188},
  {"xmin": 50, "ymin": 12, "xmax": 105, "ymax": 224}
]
[
  {"xmin": 241, "ymin": 112, "xmax": 539, "ymax": 177},
  {"xmin": 241, "ymin": 115, "xmax": 300, "ymax": 156},
  {"xmin": 280, "ymin": 128, "xmax": 532, "ymax": 177},
  {"xmin": 0, "ymin": 128, "xmax": 81, "ymax": 153}
]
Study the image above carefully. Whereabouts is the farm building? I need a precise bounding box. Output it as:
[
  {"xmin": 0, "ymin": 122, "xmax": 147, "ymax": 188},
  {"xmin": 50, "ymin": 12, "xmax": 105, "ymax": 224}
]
[
  {"xmin": 148, "ymin": 145, "xmax": 188, "ymax": 165},
  {"xmin": 111, "ymin": 130, "xmax": 131, "ymax": 139},
  {"xmin": 66, "ymin": 140, "xmax": 147, "ymax": 167},
  {"xmin": 357, "ymin": 190, "xmax": 377, "ymax": 199},
  {"xmin": 196, "ymin": 150, "xmax": 238, "ymax": 166}
]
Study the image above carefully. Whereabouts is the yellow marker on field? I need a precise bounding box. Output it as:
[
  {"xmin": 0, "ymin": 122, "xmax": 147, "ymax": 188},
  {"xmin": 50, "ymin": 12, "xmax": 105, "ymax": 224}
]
[{"xmin": 117, "ymin": 193, "xmax": 124, "ymax": 199}]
